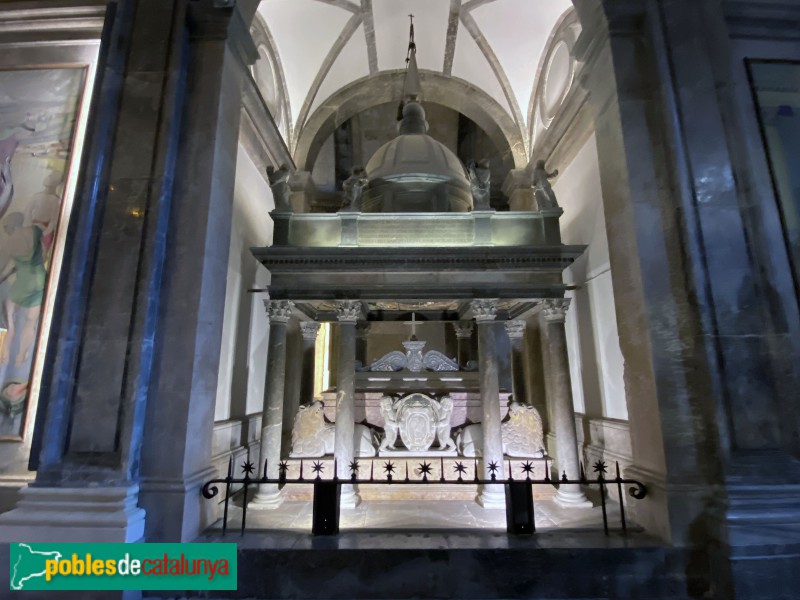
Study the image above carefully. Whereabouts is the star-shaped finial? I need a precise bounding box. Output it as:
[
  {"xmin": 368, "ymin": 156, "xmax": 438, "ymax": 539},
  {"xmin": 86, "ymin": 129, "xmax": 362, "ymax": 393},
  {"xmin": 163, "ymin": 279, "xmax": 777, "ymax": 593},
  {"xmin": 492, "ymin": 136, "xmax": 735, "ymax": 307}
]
[
  {"xmin": 312, "ymin": 460, "xmax": 324, "ymax": 475},
  {"xmin": 418, "ymin": 461, "xmax": 432, "ymax": 478},
  {"xmin": 383, "ymin": 461, "xmax": 396, "ymax": 475},
  {"xmin": 349, "ymin": 460, "xmax": 360, "ymax": 476},
  {"xmin": 521, "ymin": 461, "xmax": 534, "ymax": 475},
  {"xmin": 453, "ymin": 462, "xmax": 467, "ymax": 476},
  {"xmin": 241, "ymin": 461, "xmax": 255, "ymax": 476},
  {"xmin": 278, "ymin": 460, "xmax": 289, "ymax": 477},
  {"xmin": 488, "ymin": 461, "xmax": 499, "ymax": 473},
  {"xmin": 593, "ymin": 460, "xmax": 607, "ymax": 475}
]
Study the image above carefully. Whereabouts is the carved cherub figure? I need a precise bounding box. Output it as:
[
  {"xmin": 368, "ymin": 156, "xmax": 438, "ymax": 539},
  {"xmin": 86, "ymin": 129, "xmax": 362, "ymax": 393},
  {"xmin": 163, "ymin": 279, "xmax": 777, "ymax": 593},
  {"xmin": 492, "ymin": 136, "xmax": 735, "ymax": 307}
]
[
  {"xmin": 340, "ymin": 166, "xmax": 368, "ymax": 212},
  {"xmin": 435, "ymin": 396, "xmax": 457, "ymax": 451},
  {"xmin": 266, "ymin": 163, "xmax": 292, "ymax": 212},
  {"xmin": 531, "ymin": 159, "xmax": 559, "ymax": 209},
  {"xmin": 468, "ymin": 159, "xmax": 491, "ymax": 210},
  {"xmin": 379, "ymin": 396, "xmax": 400, "ymax": 451}
]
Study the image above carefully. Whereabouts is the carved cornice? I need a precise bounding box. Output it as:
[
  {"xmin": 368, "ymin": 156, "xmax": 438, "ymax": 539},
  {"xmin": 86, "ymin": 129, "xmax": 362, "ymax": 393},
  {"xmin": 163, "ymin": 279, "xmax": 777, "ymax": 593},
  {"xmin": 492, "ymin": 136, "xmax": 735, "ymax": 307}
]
[
  {"xmin": 471, "ymin": 299, "xmax": 498, "ymax": 323},
  {"xmin": 0, "ymin": 2, "xmax": 107, "ymax": 44},
  {"xmin": 452, "ymin": 321, "xmax": 474, "ymax": 339},
  {"xmin": 299, "ymin": 321, "xmax": 321, "ymax": 341},
  {"xmin": 266, "ymin": 299, "xmax": 294, "ymax": 323},
  {"xmin": 504, "ymin": 319, "xmax": 526, "ymax": 339},
  {"xmin": 542, "ymin": 298, "xmax": 571, "ymax": 323},
  {"xmin": 335, "ymin": 300, "xmax": 363, "ymax": 323},
  {"xmin": 723, "ymin": 1, "xmax": 800, "ymax": 41}
]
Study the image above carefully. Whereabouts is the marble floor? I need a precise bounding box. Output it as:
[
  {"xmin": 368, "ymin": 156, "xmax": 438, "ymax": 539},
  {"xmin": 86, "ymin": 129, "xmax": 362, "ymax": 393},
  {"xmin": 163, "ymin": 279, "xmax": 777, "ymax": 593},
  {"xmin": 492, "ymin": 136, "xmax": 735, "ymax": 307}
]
[{"xmin": 213, "ymin": 496, "xmax": 626, "ymax": 533}]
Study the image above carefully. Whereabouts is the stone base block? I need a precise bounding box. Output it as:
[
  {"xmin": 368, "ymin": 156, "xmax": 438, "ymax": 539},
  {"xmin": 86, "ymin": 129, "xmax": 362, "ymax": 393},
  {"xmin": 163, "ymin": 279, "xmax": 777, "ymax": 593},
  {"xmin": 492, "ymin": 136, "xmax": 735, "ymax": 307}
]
[
  {"xmin": 249, "ymin": 484, "xmax": 284, "ymax": 510},
  {"xmin": 476, "ymin": 484, "xmax": 505, "ymax": 509},
  {"xmin": 554, "ymin": 486, "xmax": 593, "ymax": 509},
  {"xmin": 0, "ymin": 485, "xmax": 145, "ymax": 543}
]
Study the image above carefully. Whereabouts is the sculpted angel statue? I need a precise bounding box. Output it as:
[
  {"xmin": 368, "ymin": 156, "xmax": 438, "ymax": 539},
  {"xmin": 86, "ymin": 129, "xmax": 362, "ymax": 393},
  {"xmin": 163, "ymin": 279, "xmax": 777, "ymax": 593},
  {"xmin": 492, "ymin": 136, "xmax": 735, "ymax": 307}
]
[
  {"xmin": 436, "ymin": 396, "xmax": 457, "ymax": 451},
  {"xmin": 531, "ymin": 159, "xmax": 559, "ymax": 209},
  {"xmin": 468, "ymin": 159, "xmax": 491, "ymax": 210},
  {"xmin": 379, "ymin": 396, "xmax": 400, "ymax": 451},
  {"xmin": 266, "ymin": 163, "xmax": 292, "ymax": 212},
  {"xmin": 340, "ymin": 166, "xmax": 368, "ymax": 212}
]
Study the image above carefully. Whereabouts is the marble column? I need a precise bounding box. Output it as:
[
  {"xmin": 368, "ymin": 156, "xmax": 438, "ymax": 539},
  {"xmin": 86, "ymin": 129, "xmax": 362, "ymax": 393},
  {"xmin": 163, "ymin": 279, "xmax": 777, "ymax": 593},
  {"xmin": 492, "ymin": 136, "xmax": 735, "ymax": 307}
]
[
  {"xmin": 504, "ymin": 320, "xmax": 527, "ymax": 405},
  {"xmin": 299, "ymin": 321, "xmax": 321, "ymax": 406},
  {"xmin": 543, "ymin": 299, "xmax": 591, "ymax": 508},
  {"xmin": 471, "ymin": 300, "xmax": 505, "ymax": 509},
  {"xmin": 251, "ymin": 300, "xmax": 293, "ymax": 509},
  {"xmin": 335, "ymin": 300, "xmax": 363, "ymax": 508},
  {"xmin": 452, "ymin": 321, "xmax": 474, "ymax": 369}
]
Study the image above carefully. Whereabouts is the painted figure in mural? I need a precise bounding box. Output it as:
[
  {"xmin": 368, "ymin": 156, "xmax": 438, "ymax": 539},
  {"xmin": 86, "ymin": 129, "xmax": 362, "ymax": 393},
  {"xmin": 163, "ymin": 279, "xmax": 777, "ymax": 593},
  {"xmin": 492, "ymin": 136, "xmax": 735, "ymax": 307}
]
[
  {"xmin": 0, "ymin": 212, "xmax": 46, "ymax": 368},
  {"xmin": 27, "ymin": 171, "xmax": 63, "ymax": 264},
  {"xmin": 340, "ymin": 166, "xmax": 368, "ymax": 212},
  {"xmin": 0, "ymin": 117, "xmax": 37, "ymax": 221},
  {"xmin": 532, "ymin": 159, "xmax": 559, "ymax": 209},
  {"xmin": 468, "ymin": 159, "xmax": 491, "ymax": 210},
  {"xmin": 266, "ymin": 163, "xmax": 292, "ymax": 212}
]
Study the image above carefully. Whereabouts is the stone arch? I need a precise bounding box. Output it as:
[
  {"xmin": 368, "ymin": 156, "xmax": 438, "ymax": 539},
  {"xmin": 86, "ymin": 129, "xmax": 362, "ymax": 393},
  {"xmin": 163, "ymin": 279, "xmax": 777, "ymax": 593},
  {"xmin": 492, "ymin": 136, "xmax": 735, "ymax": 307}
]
[{"xmin": 293, "ymin": 70, "xmax": 528, "ymax": 172}]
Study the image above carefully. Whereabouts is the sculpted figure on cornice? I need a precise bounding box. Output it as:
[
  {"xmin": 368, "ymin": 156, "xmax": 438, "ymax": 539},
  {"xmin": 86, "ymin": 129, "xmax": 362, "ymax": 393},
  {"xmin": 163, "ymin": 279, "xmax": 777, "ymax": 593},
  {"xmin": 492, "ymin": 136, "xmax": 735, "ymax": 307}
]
[
  {"xmin": 532, "ymin": 160, "xmax": 559, "ymax": 210},
  {"xmin": 468, "ymin": 159, "xmax": 492, "ymax": 211},
  {"xmin": 267, "ymin": 163, "xmax": 292, "ymax": 212},
  {"xmin": 341, "ymin": 166, "xmax": 368, "ymax": 212}
]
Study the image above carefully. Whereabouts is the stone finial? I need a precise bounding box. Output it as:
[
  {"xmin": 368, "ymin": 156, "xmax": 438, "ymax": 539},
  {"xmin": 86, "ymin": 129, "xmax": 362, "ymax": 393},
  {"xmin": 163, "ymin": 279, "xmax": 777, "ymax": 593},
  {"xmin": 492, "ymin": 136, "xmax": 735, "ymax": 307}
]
[
  {"xmin": 504, "ymin": 319, "xmax": 526, "ymax": 339},
  {"xmin": 300, "ymin": 321, "xmax": 321, "ymax": 341},
  {"xmin": 335, "ymin": 300, "xmax": 363, "ymax": 323},
  {"xmin": 541, "ymin": 298, "xmax": 570, "ymax": 323},
  {"xmin": 266, "ymin": 299, "xmax": 294, "ymax": 323},
  {"xmin": 452, "ymin": 321, "xmax": 474, "ymax": 339},
  {"xmin": 470, "ymin": 299, "xmax": 498, "ymax": 322}
]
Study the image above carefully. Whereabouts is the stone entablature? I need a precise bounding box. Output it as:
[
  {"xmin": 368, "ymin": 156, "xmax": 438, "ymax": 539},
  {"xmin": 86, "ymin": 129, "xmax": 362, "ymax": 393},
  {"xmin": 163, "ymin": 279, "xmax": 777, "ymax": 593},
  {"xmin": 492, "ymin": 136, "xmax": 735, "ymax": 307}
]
[{"xmin": 270, "ymin": 209, "xmax": 564, "ymax": 248}]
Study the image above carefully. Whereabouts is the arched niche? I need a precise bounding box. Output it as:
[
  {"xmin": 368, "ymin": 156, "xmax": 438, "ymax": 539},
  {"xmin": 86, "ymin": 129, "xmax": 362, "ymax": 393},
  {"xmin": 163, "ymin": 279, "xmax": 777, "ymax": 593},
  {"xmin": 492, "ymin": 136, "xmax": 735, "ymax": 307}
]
[{"xmin": 293, "ymin": 70, "xmax": 528, "ymax": 172}]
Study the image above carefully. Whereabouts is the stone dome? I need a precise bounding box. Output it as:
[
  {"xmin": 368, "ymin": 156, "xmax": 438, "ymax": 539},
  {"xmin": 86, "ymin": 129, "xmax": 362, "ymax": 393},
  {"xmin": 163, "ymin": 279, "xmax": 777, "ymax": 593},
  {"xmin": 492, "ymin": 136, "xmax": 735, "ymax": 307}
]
[{"xmin": 361, "ymin": 110, "xmax": 473, "ymax": 213}]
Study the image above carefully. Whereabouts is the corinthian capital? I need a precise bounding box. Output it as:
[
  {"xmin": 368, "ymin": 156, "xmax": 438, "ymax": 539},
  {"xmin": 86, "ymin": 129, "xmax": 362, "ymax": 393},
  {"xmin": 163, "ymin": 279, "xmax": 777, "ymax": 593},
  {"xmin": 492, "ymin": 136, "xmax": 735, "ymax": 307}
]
[
  {"xmin": 265, "ymin": 299, "xmax": 294, "ymax": 323},
  {"xmin": 504, "ymin": 319, "xmax": 526, "ymax": 339},
  {"xmin": 300, "ymin": 321, "xmax": 321, "ymax": 341},
  {"xmin": 541, "ymin": 298, "xmax": 570, "ymax": 323},
  {"xmin": 335, "ymin": 300, "xmax": 363, "ymax": 323},
  {"xmin": 471, "ymin": 299, "xmax": 498, "ymax": 323},
  {"xmin": 452, "ymin": 321, "xmax": 474, "ymax": 339}
]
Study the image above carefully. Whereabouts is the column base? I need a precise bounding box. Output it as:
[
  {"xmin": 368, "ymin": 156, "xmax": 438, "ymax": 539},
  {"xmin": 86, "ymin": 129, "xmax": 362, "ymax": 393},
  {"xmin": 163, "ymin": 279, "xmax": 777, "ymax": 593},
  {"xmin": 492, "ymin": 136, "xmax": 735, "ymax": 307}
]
[
  {"xmin": 554, "ymin": 485, "xmax": 593, "ymax": 509},
  {"xmin": 249, "ymin": 484, "xmax": 284, "ymax": 510},
  {"xmin": 0, "ymin": 484, "xmax": 145, "ymax": 543},
  {"xmin": 340, "ymin": 483, "xmax": 361, "ymax": 509},
  {"xmin": 476, "ymin": 484, "xmax": 505, "ymax": 509}
]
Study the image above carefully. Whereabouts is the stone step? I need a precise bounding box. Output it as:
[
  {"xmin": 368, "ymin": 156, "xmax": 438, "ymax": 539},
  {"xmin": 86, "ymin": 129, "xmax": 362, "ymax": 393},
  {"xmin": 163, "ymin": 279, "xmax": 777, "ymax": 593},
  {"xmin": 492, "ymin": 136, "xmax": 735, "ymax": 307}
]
[{"xmin": 148, "ymin": 530, "xmax": 701, "ymax": 600}]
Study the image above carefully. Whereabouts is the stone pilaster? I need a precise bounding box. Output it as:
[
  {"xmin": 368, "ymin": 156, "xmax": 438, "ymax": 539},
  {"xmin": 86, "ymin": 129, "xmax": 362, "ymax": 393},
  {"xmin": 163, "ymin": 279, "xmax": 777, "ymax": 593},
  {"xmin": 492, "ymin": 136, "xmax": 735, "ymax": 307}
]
[
  {"xmin": 355, "ymin": 321, "xmax": 371, "ymax": 368},
  {"xmin": 452, "ymin": 321, "xmax": 474, "ymax": 368},
  {"xmin": 288, "ymin": 170, "xmax": 316, "ymax": 213},
  {"xmin": 504, "ymin": 320, "xmax": 528, "ymax": 405},
  {"xmin": 471, "ymin": 299, "xmax": 505, "ymax": 509},
  {"xmin": 335, "ymin": 300, "xmax": 363, "ymax": 508},
  {"xmin": 502, "ymin": 169, "xmax": 536, "ymax": 211},
  {"xmin": 542, "ymin": 299, "xmax": 591, "ymax": 508},
  {"xmin": 251, "ymin": 300, "xmax": 293, "ymax": 509},
  {"xmin": 299, "ymin": 321, "xmax": 321, "ymax": 406}
]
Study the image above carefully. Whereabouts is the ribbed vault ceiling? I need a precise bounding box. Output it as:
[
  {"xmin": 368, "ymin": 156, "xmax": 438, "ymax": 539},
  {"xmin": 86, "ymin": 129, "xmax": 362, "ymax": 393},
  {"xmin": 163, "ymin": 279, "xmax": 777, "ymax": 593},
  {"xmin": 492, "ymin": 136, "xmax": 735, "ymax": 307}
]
[{"xmin": 257, "ymin": 0, "xmax": 573, "ymax": 158}]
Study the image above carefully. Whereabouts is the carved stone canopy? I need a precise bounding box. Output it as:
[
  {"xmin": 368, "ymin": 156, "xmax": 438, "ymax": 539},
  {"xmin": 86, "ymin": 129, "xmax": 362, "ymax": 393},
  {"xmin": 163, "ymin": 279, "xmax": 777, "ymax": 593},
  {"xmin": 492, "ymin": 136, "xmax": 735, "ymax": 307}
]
[{"xmin": 365, "ymin": 339, "xmax": 459, "ymax": 373}]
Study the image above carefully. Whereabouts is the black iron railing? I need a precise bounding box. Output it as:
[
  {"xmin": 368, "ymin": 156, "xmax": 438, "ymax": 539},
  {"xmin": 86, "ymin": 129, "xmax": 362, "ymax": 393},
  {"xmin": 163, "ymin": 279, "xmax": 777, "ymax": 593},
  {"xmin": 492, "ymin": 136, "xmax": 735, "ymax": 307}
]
[{"xmin": 201, "ymin": 457, "xmax": 647, "ymax": 537}]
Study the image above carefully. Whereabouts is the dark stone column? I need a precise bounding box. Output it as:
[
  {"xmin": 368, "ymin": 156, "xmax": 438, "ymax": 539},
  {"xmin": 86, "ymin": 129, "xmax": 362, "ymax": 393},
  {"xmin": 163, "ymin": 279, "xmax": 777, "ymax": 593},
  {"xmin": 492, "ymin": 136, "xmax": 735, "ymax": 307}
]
[
  {"xmin": 542, "ymin": 300, "xmax": 591, "ymax": 508},
  {"xmin": 335, "ymin": 300, "xmax": 362, "ymax": 508},
  {"xmin": 452, "ymin": 321, "xmax": 474, "ymax": 368},
  {"xmin": 299, "ymin": 321, "xmax": 321, "ymax": 406},
  {"xmin": 503, "ymin": 320, "xmax": 527, "ymax": 405},
  {"xmin": 471, "ymin": 300, "xmax": 504, "ymax": 508},
  {"xmin": 251, "ymin": 300, "xmax": 293, "ymax": 509},
  {"xmin": 355, "ymin": 321, "xmax": 370, "ymax": 369}
]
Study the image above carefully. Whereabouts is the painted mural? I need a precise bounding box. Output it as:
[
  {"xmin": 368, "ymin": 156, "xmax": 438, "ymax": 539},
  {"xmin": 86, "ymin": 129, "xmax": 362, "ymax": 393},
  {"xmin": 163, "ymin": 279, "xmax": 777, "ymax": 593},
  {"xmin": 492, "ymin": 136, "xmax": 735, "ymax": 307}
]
[{"xmin": 0, "ymin": 68, "xmax": 86, "ymax": 438}]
